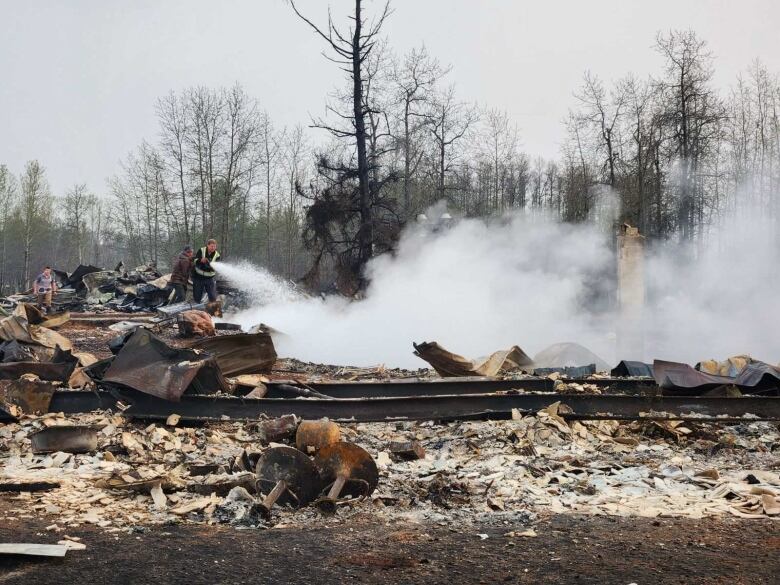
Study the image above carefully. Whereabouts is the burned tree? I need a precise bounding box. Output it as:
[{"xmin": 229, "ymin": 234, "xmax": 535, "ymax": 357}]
[{"xmin": 291, "ymin": 0, "xmax": 398, "ymax": 293}]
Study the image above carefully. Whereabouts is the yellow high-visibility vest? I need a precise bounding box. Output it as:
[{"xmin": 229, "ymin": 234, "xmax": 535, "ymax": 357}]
[{"xmin": 193, "ymin": 247, "xmax": 220, "ymax": 277}]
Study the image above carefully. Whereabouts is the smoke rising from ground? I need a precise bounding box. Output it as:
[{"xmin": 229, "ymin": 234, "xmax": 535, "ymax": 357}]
[{"xmin": 219, "ymin": 202, "xmax": 780, "ymax": 369}]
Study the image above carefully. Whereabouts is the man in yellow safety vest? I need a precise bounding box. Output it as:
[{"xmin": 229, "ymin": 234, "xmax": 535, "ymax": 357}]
[{"xmin": 192, "ymin": 239, "xmax": 220, "ymax": 302}]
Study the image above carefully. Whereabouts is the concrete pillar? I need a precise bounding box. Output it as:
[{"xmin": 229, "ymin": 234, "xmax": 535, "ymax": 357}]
[{"xmin": 617, "ymin": 223, "xmax": 645, "ymax": 360}]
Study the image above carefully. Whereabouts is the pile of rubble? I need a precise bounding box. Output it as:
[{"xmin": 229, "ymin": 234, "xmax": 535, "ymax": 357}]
[
  {"xmin": 1, "ymin": 263, "xmax": 242, "ymax": 315},
  {"xmin": 0, "ymin": 303, "xmax": 778, "ymax": 547},
  {"xmin": 0, "ymin": 399, "xmax": 777, "ymax": 538}
]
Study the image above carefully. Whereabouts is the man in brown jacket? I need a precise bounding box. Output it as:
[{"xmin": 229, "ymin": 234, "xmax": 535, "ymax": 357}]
[{"xmin": 168, "ymin": 245, "xmax": 193, "ymax": 304}]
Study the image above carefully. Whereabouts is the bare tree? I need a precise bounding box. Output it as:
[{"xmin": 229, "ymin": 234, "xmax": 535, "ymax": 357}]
[
  {"xmin": 220, "ymin": 84, "xmax": 259, "ymax": 254},
  {"xmin": 655, "ymin": 30, "xmax": 725, "ymax": 240},
  {"xmin": 157, "ymin": 92, "xmax": 192, "ymax": 243},
  {"xmin": 391, "ymin": 45, "xmax": 449, "ymax": 218},
  {"xmin": 63, "ymin": 184, "xmax": 95, "ymax": 265},
  {"xmin": 18, "ymin": 161, "xmax": 52, "ymax": 284},
  {"xmin": 187, "ymin": 87, "xmax": 224, "ymax": 237},
  {"xmin": 480, "ymin": 108, "xmax": 520, "ymax": 213},
  {"xmin": 0, "ymin": 165, "xmax": 17, "ymax": 291},
  {"xmin": 283, "ymin": 124, "xmax": 309, "ymax": 277},
  {"xmin": 425, "ymin": 85, "xmax": 479, "ymax": 202},
  {"xmin": 259, "ymin": 112, "xmax": 284, "ymax": 264},
  {"xmin": 574, "ymin": 71, "xmax": 626, "ymax": 189}
]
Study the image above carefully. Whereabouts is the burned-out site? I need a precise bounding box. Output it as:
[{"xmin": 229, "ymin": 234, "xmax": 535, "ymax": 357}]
[{"xmin": 0, "ymin": 1, "xmax": 779, "ymax": 584}]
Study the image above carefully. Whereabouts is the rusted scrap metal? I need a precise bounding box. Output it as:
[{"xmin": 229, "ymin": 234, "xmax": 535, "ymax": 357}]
[
  {"xmin": 389, "ymin": 440, "xmax": 425, "ymax": 461},
  {"xmin": 654, "ymin": 359, "xmax": 780, "ymax": 393},
  {"xmin": 0, "ymin": 304, "xmax": 72, "ymax": 351},
  {"xmin": 253, "ymin": 446, "xmax": 321, "ymax": 519},
  {"xmin": 295, "ymin": 420, "xmax": 341, "ymax": 455},
  {"xmin": 314, "ymin": 442, "xmax": 378, "ymax": 514},
  {"xmin": 734, "ymin": 362, "xmax": 780, "ymax": 390},
  {"xmin": 0, "ymin": 346, "xmax": 80, "ymax": 383},
  {"xmin": 413, "ymin": 341, "xmax": 533, "ymax": 377},
  {"xmin": 18, "ymin": 303, "xmax": 70, "ymax": 329},
  {"xmin": 611, "ymin": 361, "xmax": 654, "ymax": 378},
  {"xmin": 30, "ymin": 426, "xmax": 98, "ymax": 454},
  {"xmin": 0, "ymin": 362, "xmax": 76, "ymax": 382},
  {"xmin": 189, "ymin": 332, "xmax": 277, "ymax": 376},
  {"xmin": 102, "ymin": 327, "xmax": 229, "ymax": 401},
  {"xmin": 654, "ymin": 360, "xmax": 739, "ymax": 392},
  {"xmin": 3, "ymin": 378, "xmax": 59, "ymax": 414}
]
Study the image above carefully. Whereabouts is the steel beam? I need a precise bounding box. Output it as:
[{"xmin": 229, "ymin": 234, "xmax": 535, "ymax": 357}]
[{"xmin": 47, "ymin": 390, "xmax": 780, "ymax": 423}]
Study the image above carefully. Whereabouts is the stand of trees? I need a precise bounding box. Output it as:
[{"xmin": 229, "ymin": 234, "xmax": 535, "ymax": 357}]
[{"xmin": 1, "ymin": 2, "xmax": 779, "ymax": 294}]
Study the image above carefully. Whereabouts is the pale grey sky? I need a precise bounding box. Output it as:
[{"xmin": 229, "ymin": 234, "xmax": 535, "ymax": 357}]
[{"xmin": 1, "ymin": 0, "xmax": 778, "ymax": 195}]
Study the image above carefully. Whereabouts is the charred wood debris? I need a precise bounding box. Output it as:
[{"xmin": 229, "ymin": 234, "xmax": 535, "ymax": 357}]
[{"xmin": 0, "ymin": 264, "xmax": 778, "ymax": 559}]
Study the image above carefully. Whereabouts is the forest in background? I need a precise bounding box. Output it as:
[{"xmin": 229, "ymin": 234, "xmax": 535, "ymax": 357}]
[{"xmin": 1, "ymin": 0, "xmax": 778, "ymax": 293}]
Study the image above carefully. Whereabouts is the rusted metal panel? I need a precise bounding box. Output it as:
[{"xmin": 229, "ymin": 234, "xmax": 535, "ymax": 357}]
[
  {"xmin": 30, "ymin": 425, "xmax": 98, "ymax": 454},
  {"xmin": 734, "ymin": 362, "xmax": 780, "ymax": 390},
  {"xmin": 653, "ymin": 360, "xmax": 735, "ymax": 393},
  {"xmin": 190, "ymin": 333, "xmax": 277, "ymax": 376},
  {"xmin": 102, "ymin": 328, "xmax": 228, "ymax": 401},
  {"xmin": 0, "ymin": 361, "xmax": 76, "ymax": 382},
  {"xmin": 412, "ymin": 341, "xmax": 533, "ymax": 377},
  {"xmin": 654, "ymin": 359, "xmax": 780, "ymax": 394},
  {"xmin": 3, "ymin": 379, "xmax": 58, "ymax": 414}
]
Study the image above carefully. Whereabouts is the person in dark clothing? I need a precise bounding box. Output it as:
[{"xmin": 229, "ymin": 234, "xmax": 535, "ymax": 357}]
[
  {"xmin": 168, "ymin": 245, "xmax": 193, "ymax": 304},
  {"xmin": 192, "ymin": 239, "xmax": 220, "ymax": 302}
]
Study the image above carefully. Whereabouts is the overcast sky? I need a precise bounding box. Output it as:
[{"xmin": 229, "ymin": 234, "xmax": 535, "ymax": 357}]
[{"xmin": 1, "ymin": 0, "xmax": 778, "ymax": 196}]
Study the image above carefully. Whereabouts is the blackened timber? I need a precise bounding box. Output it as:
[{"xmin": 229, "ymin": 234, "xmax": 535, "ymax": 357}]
[{"xmin": 46, "ymin": 390, "xmax": 780, "ymax": 422}]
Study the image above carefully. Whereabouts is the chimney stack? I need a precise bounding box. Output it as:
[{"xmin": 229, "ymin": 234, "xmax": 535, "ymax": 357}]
[{"xmin": 617, "ymin": 223, "xmax": 645, "ymax": 360}]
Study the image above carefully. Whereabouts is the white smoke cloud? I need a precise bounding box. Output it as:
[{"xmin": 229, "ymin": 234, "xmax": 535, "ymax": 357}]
[
  {"xmin": 220, "ymin": 197, "xmax": 780, "ymax": 369},
  {"xmin": 223, "ymin": 209, "xmax": 615, "ymax": 368},
  {"xmin": 643, "ymin": 204, "xmax": 780, "ymax": 364}
]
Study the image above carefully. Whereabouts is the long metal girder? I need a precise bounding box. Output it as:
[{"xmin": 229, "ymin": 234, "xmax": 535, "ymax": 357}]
[
  {"xmin": 264, "ymin": 377, "xmax": 661, "ymax": 398},
  {"xmin": 46, "ymin": 390, "xmax": 780, "ymax": 423}
]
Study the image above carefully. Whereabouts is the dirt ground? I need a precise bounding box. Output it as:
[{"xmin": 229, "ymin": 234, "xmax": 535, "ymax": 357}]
[{"xmin": 0, "ymin": 503, "xmax": 777, "ymax": 585}]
